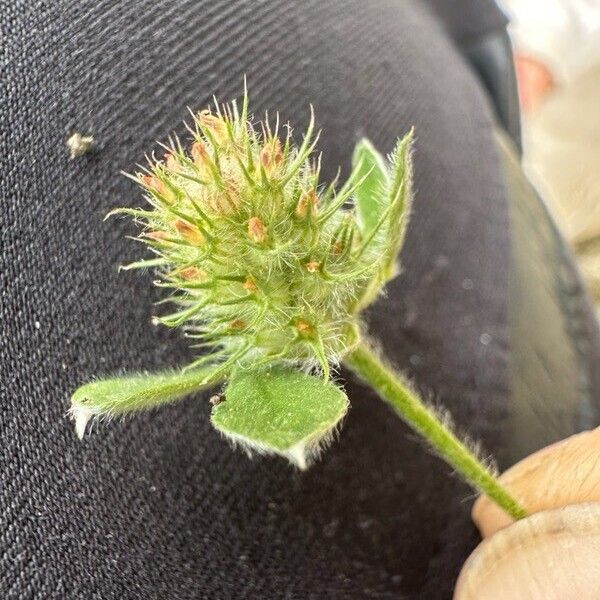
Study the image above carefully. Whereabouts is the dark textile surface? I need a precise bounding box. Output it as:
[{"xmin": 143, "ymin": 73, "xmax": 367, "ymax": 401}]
[
  {"xmin": 2, "ymin": 1, "xmax": 599, "ymax": 598},
  {"xmin": 424, "ymin": 0, "xmax": 508, "ymax": 43}
]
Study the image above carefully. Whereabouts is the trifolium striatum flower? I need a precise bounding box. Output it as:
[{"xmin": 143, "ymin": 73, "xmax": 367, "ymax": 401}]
[{"xmin": 115, "ymin": 93, "xmax": 413, "ymax": 380}]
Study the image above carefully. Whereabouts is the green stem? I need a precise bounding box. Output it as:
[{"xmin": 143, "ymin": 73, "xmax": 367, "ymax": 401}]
[{"xmin": 344, "ymin": 341, "xmax": 527, "ymax": 520}]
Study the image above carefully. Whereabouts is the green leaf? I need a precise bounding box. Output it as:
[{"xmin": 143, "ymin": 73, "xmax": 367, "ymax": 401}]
[
  {"xmin": 353, "ymin": 130, "xmax": 414, "ymax": 312},
  {"xmin": 211, "ymin": 366, "xmax": 349, "ymax": 469},
  {"xmin": 352, "ymin": 138, "xmax": 389, "ymax": 235},
  {"xmin": 71, "ymin": 364, "xmax": 223, "ymax": 439},
  {"xmin": 379, "ymin": 128, "xmax": 414, "ymax": 281}
]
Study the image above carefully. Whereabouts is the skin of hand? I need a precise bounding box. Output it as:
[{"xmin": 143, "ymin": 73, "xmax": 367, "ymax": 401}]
[{"xmin": 454, "ymin": 427, "xmax": 600, "ymax": 599}]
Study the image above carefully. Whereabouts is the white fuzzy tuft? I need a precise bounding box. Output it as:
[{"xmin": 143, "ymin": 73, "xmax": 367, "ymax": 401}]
[{"xmin": 70, "ymin": 405, "xmax": 95, "ymax": 440}]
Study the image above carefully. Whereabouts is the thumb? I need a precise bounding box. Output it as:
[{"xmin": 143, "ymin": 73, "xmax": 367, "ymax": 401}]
[{"xmin": 454, "ymin": 502, "xmax": 600, "ymax": 600}]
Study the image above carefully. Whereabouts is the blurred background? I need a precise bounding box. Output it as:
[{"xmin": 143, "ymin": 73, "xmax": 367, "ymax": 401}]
[{"xmin": 501, "ymin": 0, "xmax": 600, "ymax": 314}]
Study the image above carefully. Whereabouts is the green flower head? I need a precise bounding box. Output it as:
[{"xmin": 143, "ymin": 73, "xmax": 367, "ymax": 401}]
[{"xmin": 116, "ymin": 90, "xmax": 413, "ymax": 382}]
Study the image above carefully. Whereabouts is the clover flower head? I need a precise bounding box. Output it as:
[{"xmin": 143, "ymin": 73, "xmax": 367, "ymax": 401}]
[
  {"xmin": 118, "ymin": 92, "xmax": 413, "ymax": 380},
  {"xmin": 114, "ymin": 90, "xmax": 413, "ymax": 382}
]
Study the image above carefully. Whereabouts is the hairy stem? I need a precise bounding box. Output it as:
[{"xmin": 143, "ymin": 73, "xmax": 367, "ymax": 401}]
[{"xmin": 344, "ymin": 341, "xmax": 527, "ymax": 520}]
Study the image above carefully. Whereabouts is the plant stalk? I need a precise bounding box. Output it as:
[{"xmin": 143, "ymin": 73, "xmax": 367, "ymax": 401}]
[{"xmin": 344, "ymin": 341, "xmax": 527, "ymax": 520}]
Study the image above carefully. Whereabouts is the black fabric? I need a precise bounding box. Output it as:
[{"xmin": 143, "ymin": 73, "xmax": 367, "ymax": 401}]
[
  {"xmin": 424, "ymin": 0, "xmax": 509, "ymax": 43},
  {"xmin": 462, "ymin": 31, "xmax": 523, "ymax": 152},
  {"xmin": 425, "ymin": 0, "xmax": 521, "ymax": 150},
  {"xmin": 2, "ymin": 1, "xmax": 599, "ymax": 598}
]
